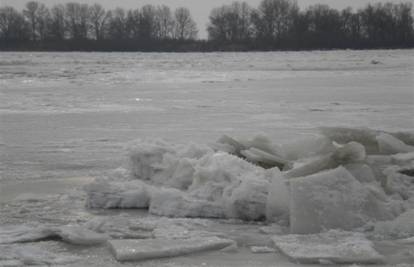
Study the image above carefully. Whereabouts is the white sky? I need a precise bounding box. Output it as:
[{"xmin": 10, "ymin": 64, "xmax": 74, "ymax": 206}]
[{"xmin": 2, "ymin": 0, "xmax": 413, "ymax": 38}]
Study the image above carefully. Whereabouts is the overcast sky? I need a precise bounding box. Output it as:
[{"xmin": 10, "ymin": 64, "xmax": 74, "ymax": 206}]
[{"xmin": 2, "ymin": 0, "xmax": 412, "ymax": 38}]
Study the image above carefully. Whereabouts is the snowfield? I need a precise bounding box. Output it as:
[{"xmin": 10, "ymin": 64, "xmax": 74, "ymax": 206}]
[{"xmin": 1, "ymin": 50, "xmax": 413, "ymax": 266}]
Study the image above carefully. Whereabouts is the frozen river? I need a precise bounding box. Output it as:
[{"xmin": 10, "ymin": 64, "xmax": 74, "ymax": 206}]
[
  {"xmin": 1, "ymin": 50, "xmax": 413, "ymax": 182},
  {"xmin": 1, "ymin": 50, "xmax": 414, "ymax": 267}
]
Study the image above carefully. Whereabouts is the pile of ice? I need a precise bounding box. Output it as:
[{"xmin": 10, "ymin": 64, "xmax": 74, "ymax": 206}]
[{"xmin": 85, "ymin": 127, "xmax": 414, "ymax": 236}]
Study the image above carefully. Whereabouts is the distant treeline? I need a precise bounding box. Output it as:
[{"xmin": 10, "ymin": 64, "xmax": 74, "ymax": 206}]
[{"xmin": 0, "ymin": 0, "xmax": 413, "ymax": 51}]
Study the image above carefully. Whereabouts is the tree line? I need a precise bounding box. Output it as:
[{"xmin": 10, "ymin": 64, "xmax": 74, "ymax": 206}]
[
  {"xmin": 207, "ymin": 0, "xmax": 414, "ymax": 49},
  {"xmin": 0, "ymin": 0, "xmax": 413, "ymax": 51}
]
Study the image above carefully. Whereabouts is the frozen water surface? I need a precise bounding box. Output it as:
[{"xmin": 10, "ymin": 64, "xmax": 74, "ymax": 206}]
[
  {"xmin": 0, "ymin": 50, "xmax": 413, "ymax": 266},
  {"xmin": 1, "ymin": 50, "xmax": 413, "ymax": 181}
]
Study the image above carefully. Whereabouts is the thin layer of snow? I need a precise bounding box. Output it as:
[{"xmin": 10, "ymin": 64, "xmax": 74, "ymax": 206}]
[
  {"xmin": 108, "ymin": 237, "xmax": 235, "ymax": 261},
  {"xmin": 272, "ymin": 230, "xmax": 384, "ymax": 264}
]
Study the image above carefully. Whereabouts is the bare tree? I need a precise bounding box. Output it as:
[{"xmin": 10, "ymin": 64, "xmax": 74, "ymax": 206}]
[
  {"xmin": 139, "ymin": 5, "xmax": 158, "ymax": 39},
  {"xmin": 207, "ymin": 2, "xmax": 253, "ymax": 42},
  {"xmin": 49, "ymin": 4, "xmax": 66, "ymax": 40},
  {"xmin": 155, "ymin": 5, "xmax": 173, "ymax": 39},
  {"xmin": 0, "ymin": 6, "xmax": 29, "ymax": 40},
  {"xmin": 253, "ymin": 0, "xmax": 299, "ymax": 41},
  {"xmin": 23, "ymin": 1, "xmax": 39, "ymax": 41},
  {"xmin": 65, "ymin": 2, "xmax": 90, "ymax": 40},
  {"xmin": 207, "ymin": 6, "xmax": 228, "ymax": 41},
  {"xmin": 174, "ymin": 7, "xmax": 197, "ymax": 40},
  {"xmin": 126, "ymin": 9, "xmax": 140, "ymax": 39},
  {"xmin": 36, "ymin": 4, "xmax": 50, "ymax": 41},
  {"xmin": 107, "ymin": 8, "xmax": 127, "ymax": 40},
  {"xmin": 89, "ymin": 3, "xmax": 109, "ymax": 40}
]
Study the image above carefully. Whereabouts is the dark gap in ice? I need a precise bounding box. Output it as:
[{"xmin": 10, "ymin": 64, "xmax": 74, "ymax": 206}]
[{"xmin": 399, "ymin": 169, "xmax": 414, "ymax": 177}]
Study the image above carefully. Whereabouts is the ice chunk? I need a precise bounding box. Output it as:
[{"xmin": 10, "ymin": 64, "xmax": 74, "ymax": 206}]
[
  {"xmin": 0, "ymin": 244, "xmax": 81, "ymax": 266},
  {"xmin": 154, "ymin": 155, "xmax": 196, "ymax": 190},
  {"xmin": 265, "ymin": 169, "xmax": 290, "ymax": 222},
  {"xmin": 374, "ymin": 209, "xmax": 414, "ymax": 239},
  {"xmin": 281, "ymin": 135, "xmax": 335, "ymax": 160},
  {"xmin": 178, "ymin": 143, "xmax": 213, "ymax": 159},
  {"xmin": 392, "ymin": 131, "xmax": 414, "ymax": 146},
  {"xmin": 84, "ymin": 217, "xmax": 153, "ymax": 239},
  {"xmin": 189, "ymin": 152, "xmax": 264, "ymax": 199},
  {"xmin": 320, "ymin": 127, "xmax": 414, "ymax": 154},
  {"xmin": 128, "ymin": 139, "xmax": 174, "ymax": 180},
  {"xmin": 214, "ymin": 135, "xmax": 246, "ymax": 155},
  {"xmin": 284, "ymin": 141, "xmax": 366, "ymax": 178},
  {"xmin": 108, "ymin": 237, "xmax": 235, "ymax": 261},
  {"xmin": 0, "ymin": 225, "xmax": 54, "ymax": 244},
  {"xmin": 0, "ymin": 224, "xmax": 107, "ymax": 245},
  {"xmin": 319, "ymin": 127, "xmax": 380, "ymax": 154},
  {"xmin": 250, "ymin": 246, "xmax": 276, "ymax": 253},
  {"xmin": 85, "ymin": 180, "xmax": 151, "ymax": 209},
  {"xmin": 53, "ymin": 225, "xmax": 108, "ymax": 245},
  {"xmin": 383, "ymin": 166, "xmax": 414, "ymax": 199},
  {"xmin": 241, "ymin": 135, "xmax": 280, "ymax": 155},
  {"xmin": 284, "ymin": 154, "xmax": 335, "ymax": 178},
  {"xmin": 376, "ymin": 133, "xmax": 414, "ymax": 154},
  {"xmin": 189, "ymin": 152, "xmax": 273, "ymax": 220},
  {"xmin": 272, "ymin": 230, "xmax": 384, "ymax": 264},
  {"xmin": 289, "ymin": 167, "xmax": 392, "ymax": 234},
  {"xmin": 224, "ymin": 177, "xmax": 269, "ymax": 221},
  {"xmin": 149, "ymin": 187, "xmax": 224, "ymax": 218},
  {"xmin": 128, "ymin": 139, "xmax": 212, "ymax": 188},
  {"xmin": 259, "ymin": 224, "xmax": 285, "ymax": 235},
  {"xmin": 391, "ymin": 152, "xmax": 414, "ymax": 164},
  {"xmin": 344, "ymin": 163, "xmax": 376, "ymax": 183},
  {"xmin": 213, "ymin": 135, "xmax": 288, "ymax": 169},
  {"xmin": 333, "ymin": 141, "xmax": 366, "ymax": 162},
  {"xmin": 240, "ymin": 147, "xmax": 288, "ymax": 169}
]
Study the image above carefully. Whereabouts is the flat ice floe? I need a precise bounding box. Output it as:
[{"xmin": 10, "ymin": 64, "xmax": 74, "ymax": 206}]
[
  {"xmin": 272, "ymin": 230, "xmax": 384, "ymax": 264},
  {"xmin": 108, "ymin": 236, "xmax": 235, "ymax": 261},
  {"xmin": 0, "ymin": 244, "xmax": 81, "ymax": 266},
  {"xmin": 0, "ymin": 224, "xmax": 108, "ymax": 245}
]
